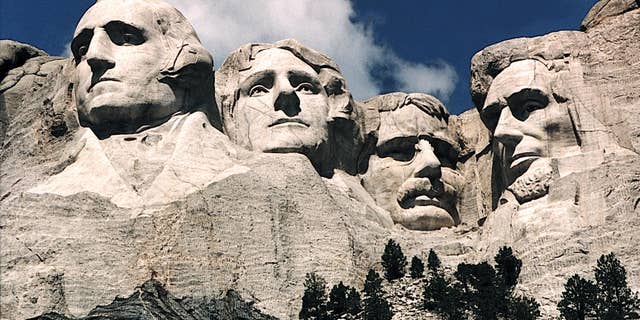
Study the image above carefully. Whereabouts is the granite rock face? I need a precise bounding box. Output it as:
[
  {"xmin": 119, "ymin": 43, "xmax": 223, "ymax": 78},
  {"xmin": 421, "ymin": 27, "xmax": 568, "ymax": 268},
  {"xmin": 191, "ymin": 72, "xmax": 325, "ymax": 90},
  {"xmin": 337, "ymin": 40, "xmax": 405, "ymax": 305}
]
[
  {"xmin": 2, "ymin": 0, "xmax": 640, "ymax": 319},
  {"xmin": 32, "ymin": 279, "xmax": 277, "ymax": 320},
  {"xmin": 0, "ymin": 40, "xmax": 47, "ymax": 81},
  {"xmin": 581, "ymin": 0, "xmax": 640, "ymax": 30},
  {"xmin": 469, "ymin": 0, "xmax": 640, "ymax": 316}
]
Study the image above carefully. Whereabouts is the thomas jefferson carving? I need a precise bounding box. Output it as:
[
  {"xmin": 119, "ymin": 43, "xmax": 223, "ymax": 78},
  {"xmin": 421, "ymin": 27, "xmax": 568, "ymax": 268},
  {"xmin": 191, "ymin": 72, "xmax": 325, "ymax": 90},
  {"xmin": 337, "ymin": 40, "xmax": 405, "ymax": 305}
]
[{"xmin": 215, "ymin": 39, "xmax": 363, "ymax": 177}]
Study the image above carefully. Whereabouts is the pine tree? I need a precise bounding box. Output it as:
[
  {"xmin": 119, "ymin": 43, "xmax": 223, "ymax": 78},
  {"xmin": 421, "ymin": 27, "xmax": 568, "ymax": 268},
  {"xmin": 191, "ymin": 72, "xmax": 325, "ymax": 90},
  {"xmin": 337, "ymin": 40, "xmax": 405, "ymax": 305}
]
[
  {"xmin": 363, "ymin": 269, "xmax": 393, "ymax": 320},
  {"xmin": 345, "ymin": 286, "xmax": 362, "ymax": 315},
  {"xmin": 300, "ymin": 272, "xmax": 329, "ymax": 320},
  {"xmin": 410, "ymin": 256, "xmax": 425, "ymax": 279},
  {"xmin": 423, "ymin": 270, "xmax": 465, "ymax": 320},
  {"xmin": 494, "ymin": 246, "xmax": 522, "ymax": 292},
  {"xmin": 327, "ymin": 281, "xmax": 348, "ymax": 317},
  {"xmin": 454, "ymin": 262, "xmax": 498, "ymax": 320},
  {"xmin": 494, "ymin": 246, "xmax": 522, "ymax": 317},
  {"xmin": 594, "ymin": 253, "xmax": 640, "ymax": 320},
  {"xmin": 507, "ymin": 295, "xmax": 541, "ymax": 320},
  {"xmin": 381, "ymin": 239, "xmax": 407, "ymax": 281},
  {"xmin": 557, "ymin": 274, "xmax": 597, "ymax": 320},
  {"xmin": 427, "ymin": 249, "xmax": 441, "ymax": 273}
]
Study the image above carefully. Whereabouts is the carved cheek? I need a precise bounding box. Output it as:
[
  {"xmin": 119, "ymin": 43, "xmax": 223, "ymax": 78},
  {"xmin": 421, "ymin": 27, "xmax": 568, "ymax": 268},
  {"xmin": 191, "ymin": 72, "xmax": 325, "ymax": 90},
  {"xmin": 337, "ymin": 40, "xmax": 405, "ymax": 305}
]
[
  {"xmin": 363, "ymin": 157, "xmax": 407, "ymax": 210},
  {"xmin": 299, "ymin": 94, "xmax": 329, "ymax": 118},
  {"xmin": 75, "ymin": 65, "xmax": 93, "ymax": 93}
]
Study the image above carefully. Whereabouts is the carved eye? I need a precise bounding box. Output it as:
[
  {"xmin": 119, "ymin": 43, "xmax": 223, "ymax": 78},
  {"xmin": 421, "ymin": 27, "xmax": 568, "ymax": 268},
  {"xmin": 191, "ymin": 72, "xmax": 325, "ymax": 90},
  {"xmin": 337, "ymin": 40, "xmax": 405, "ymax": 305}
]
[
  {"xmin": 122, "ymin": 32, "xmax": 143, "ymax": 45},
  {"xmin": 104, "ymin": 21, "xmax": 146, "ymax": 46},
  {"xmin": 480, "ymin": 102, "xmax": 504, "ymax": 132},
  {"xmin": 249, "ymin": 85, "xmax": 269, "ymax": 97},
  {"xmin": 71, "ymin": 30, "xmax": 93, "ymax": 64},
  {"xmin": 388, "ymin": 146, "xmax": 416, "ymax": 162},
  {"xmin": 506, "ymin": 89, "xmax": 550, "ymax": 120},
  {"xmin": 78, "ymin": 45, "xmax": 89, "ymax": 57},
  {"xmin": 524, "ymin": 100, "xmax": 545, "ymax": 113},
  {"xmin": 430, "ymin": 139, "xmax": 458, "ymax": 169},
  {"xmin": 296, "ymin": 83, "xmax": 314, "ymax": 94},
  {"xmin": 378, "ymin": 139, "xmax": 418, "ymax": 162}
]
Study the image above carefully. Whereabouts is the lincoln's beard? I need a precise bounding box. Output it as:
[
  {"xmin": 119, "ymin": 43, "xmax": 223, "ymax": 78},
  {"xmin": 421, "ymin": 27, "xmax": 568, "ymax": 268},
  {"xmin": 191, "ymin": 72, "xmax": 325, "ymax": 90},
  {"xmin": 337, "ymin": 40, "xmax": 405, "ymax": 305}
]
[{"xmin": 507, "ymin": 158, "xmax": 554, "ymax": 204}]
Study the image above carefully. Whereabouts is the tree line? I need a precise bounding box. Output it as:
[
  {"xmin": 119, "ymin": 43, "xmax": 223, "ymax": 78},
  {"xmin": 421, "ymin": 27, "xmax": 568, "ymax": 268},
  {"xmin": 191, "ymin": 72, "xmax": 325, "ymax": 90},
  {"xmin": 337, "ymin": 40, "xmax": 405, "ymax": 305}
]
[{"xmin": 300, "ymin": 240, "xmax": 639, "ymax": 320}]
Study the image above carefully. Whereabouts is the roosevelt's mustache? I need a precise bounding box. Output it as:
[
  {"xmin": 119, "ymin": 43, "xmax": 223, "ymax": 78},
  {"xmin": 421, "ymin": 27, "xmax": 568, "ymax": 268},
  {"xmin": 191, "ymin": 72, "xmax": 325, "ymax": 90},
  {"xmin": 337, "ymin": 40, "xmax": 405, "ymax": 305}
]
[{"xmin": 396, "ymin": 177, "xmax": 457, "ymax": 208}]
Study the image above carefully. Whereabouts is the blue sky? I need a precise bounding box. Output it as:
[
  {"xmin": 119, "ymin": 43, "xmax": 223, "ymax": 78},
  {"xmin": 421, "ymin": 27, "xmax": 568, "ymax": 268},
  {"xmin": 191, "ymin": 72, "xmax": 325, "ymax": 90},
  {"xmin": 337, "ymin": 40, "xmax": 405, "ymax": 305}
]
[{"xmin": 1, "ymin": 0, "xmax": 598, "ymax": 114}]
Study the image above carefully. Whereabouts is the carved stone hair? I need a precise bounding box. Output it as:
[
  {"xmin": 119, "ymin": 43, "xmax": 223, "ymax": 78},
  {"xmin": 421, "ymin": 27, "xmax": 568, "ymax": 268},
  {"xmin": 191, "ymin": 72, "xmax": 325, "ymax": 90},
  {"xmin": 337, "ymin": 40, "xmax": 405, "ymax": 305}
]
[
  {"xmin": 361, "ymin": 92, "xmax": 457, "ymax": 155},
  {"xmin": 362, "ymin": 92, "xmax": 450, "ymax": 122},
  {"xmin": 469, "ymin": 30, "xmax": 586, "ymax": 111}
]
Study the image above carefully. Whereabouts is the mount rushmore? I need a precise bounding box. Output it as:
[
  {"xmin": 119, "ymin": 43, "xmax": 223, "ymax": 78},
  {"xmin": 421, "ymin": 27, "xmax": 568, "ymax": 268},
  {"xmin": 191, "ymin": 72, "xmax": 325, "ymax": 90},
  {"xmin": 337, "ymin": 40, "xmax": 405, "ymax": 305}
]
[{"xmin": 1, "ymin": 0, "xmax": 640, "ymax": 318}]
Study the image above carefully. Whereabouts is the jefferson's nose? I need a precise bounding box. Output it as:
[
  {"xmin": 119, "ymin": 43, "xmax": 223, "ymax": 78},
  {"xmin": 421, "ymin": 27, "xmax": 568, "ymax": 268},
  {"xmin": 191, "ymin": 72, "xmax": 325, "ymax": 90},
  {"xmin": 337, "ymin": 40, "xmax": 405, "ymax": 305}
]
[
  {"xmin": 493, "ymin": 108, "xmax": 523, "ymax": 147},
  {"xmin": 86, "ymin": 29, "xmax": 115, "ymax": 74},
  {"xmin": 273, "ymin": 86, "xmax": 301, "ymax": 117},
  {"xmin": 413, "ymin": 140, "xmax": 442, "ymax": 179}
]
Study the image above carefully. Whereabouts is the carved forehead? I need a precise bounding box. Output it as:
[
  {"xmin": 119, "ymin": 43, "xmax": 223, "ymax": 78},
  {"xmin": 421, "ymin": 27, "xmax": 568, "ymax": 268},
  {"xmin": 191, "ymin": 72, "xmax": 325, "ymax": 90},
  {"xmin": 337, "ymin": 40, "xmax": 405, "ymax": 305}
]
[
  {"xmin": 240, "ymin": 48, "xmax": 317, "ymax": 79},
  {"xmin": 75, "ymin": 0, "xmax": 187, "ymax": 37},
  {"xmin": 484, "ymin": 60, "xmax": 553, "ymax": 106},
  {"xmin": 470, "ymin": 30, "xmax": 585, "ymax": 110},
  {"xmin": 377, "ymin": 104, "xmax": 449, "ymax": 147},
  {"xmin": 216, "ymin": 39, "xmax": 345, "ymax": 117}
]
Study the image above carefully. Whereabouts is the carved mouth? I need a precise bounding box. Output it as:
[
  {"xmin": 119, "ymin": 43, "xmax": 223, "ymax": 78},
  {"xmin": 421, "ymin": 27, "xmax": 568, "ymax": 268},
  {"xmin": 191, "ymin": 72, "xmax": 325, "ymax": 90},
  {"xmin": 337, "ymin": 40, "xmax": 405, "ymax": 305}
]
[
  {"xmin": 268, "ymin": 118, "xmax": 309, "ymax": 128},
  {"xmin": 413, "ymin": 195, "xmax": 442, "ymax": 207},
  {"xmin": 397, "ymin": 178, "xmax": 450, "ymax": 210},
  {"xmin": 89, "ymin": 77, "xmax": 120, "ymax": 92},
  {"xmin": 509, "ymin": 152, "xmax": 540, "ymax": 168}
]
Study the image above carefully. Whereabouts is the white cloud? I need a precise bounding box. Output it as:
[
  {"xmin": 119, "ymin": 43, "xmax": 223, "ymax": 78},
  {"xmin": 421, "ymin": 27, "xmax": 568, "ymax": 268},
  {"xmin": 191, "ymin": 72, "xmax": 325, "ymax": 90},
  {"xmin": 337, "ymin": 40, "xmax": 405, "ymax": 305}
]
[
  {"xmin": 61, "ymin": 41, "xmax": 72, "ymax": 58},
  {"xmin": 167, "ymin": 0, "xmax": 457, "ymax": 102},
  {"xmin": 393, "ymin": 59, "xmax": 458, "ymax": 101}
]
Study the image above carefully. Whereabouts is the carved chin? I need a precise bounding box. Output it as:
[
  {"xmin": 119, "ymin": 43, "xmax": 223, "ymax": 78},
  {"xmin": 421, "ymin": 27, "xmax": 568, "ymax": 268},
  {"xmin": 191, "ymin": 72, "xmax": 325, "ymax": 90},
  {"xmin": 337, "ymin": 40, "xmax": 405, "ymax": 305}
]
[{"xmin": 507, "ymin": 161, "xmax": 553, "ymax": 204}]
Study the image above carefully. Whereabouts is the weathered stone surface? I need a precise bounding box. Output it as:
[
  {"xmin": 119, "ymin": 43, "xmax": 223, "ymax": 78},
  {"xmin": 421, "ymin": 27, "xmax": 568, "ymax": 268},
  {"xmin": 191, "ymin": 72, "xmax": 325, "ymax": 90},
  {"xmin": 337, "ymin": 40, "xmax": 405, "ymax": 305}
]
[
  {"xmin": 215, "ymin": 39, "xmax": 368, "ymax": 177},
  {"xmin": 0, "ymin": 40, "xmax": 47, "ymax": 81},
  {"xmin": 2, "ymin": 0, "xmax": 640, "ymax": 319},
  {"xmin": 469, "ymin": 1, "xmax": 640, "ymax": 317},
  {"xmin": 31, "ymin": 279, "xmax": 277, "ymax": 320},
  {"xmin": 581, "ymin": 0, "xmax": 639, "ymax": 30},
  {"xmin": 360, "ymin": 92, "xmax": 465, "ymax": 231}
]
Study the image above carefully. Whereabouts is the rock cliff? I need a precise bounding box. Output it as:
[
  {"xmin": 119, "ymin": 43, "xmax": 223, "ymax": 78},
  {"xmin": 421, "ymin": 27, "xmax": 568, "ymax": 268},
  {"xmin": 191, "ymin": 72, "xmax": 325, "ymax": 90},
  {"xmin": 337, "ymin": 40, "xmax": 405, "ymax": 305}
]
[{"xmin": 1, "ymin": 0, "xmax": 640, "ymax": 319}]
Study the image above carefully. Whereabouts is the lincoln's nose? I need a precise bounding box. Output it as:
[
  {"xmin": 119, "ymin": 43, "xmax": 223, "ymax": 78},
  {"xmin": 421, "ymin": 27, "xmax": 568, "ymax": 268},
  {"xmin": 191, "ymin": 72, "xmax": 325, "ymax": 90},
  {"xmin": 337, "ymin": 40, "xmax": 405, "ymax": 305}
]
[{"xmin": 493, "ymin": 108, "xmax": 523, "ymax": 147}]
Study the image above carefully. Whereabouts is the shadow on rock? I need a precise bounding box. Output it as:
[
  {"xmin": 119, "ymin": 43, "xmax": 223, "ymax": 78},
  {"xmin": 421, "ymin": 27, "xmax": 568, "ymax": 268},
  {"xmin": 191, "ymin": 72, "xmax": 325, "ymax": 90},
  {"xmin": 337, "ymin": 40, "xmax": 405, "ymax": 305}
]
[{"xmin": 30, "ymin": 279, "xmax": 279, "ymax": 320}]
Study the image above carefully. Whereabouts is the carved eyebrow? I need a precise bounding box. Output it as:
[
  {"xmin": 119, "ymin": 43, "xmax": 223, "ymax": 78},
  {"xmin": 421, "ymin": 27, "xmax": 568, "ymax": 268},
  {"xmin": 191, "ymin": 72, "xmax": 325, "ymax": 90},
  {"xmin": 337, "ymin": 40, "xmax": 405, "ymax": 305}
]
[
  {"xmin": 103, "ymin": 20, "xmax": 146, "ymax": 34},
  {"xmin": 103, "ymin": 20, "xmax": 147, "ymax": 46},
  {"xmin": 506, "ymin": 88, "xmax": 549, "ymax": 106},
  {"xmin": 238, "ymin": 70, "xmax": 275, "ymax": 94},
  {"xmin": 287, "ymin": 70, "xmax": 322, "ymax": 88},
  {"xmin": 377, "ymin": 136, "xmax": 418, "ymax": 154}
]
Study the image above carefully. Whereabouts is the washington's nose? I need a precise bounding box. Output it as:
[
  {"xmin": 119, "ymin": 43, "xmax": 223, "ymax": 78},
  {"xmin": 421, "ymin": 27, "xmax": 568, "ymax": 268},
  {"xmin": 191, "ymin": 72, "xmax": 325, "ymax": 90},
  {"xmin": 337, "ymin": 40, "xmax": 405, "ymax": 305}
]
[
  {"xmin": 493, "ymin": 108, "xmax": 523, "ymax": 146},
  {"xmin": 273, "ymin": 88, "xmax": 301, "ymax": 117},
  {"xmin": 86, "ymin": 30, "xmax": 115, "ymax": 74},
  {"xmin": 413, "ymin": 140, "xmax": 442, "ymax": 179}
]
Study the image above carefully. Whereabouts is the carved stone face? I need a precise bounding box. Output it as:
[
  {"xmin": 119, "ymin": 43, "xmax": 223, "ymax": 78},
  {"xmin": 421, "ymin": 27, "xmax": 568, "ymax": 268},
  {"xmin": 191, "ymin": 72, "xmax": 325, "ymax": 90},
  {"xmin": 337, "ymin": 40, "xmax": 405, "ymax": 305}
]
[
  {"xmin": 71, "ymin": 0, "xmax": 181, "ymax": 134},
  {"xmin": 361, "ymin": 104, "xmax": 462, "ymax": 230},
  {"xmin": 481, "ymin": 59, "xmax": 578, "ymax": 203},
  {"xmin": 233, "ymin": 48, "xmax": 329, "ymax": 155}
]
